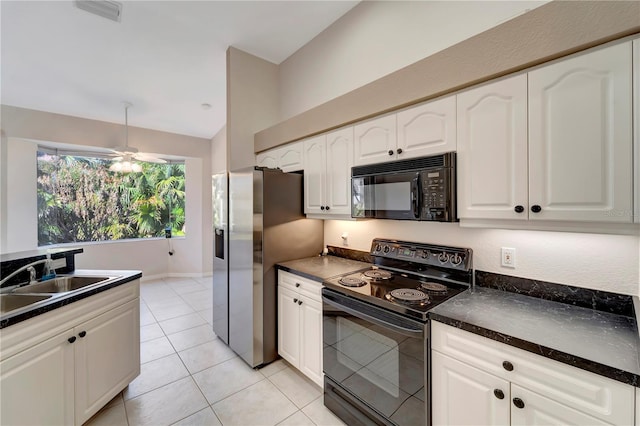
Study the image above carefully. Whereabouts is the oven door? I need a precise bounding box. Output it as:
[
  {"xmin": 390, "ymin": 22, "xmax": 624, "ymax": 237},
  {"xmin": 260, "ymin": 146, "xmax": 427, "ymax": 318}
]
[
  {"xmin": 352, "ymin": 171, "xmax": 421, "ymax": 220},
  {"xmin": 322, "ymin": 288, "xmax": 427, "ymax": 426}
]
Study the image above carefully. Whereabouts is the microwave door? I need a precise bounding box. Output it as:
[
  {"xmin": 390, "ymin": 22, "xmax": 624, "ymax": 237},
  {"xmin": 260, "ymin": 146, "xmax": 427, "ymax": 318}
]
[{"xmin": 359, "ymin": 172, "xmax": 420, "ymax": 220}]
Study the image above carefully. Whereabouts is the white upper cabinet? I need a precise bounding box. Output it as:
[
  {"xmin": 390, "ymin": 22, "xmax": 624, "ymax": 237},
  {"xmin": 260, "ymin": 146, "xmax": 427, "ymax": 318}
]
[
  {"xmin": 397, "ymin": 95, "xmax": 456, "ymax": 158},
  {"xmin": 304, "ymin": 128, "xmax": 353, "ymax": 217},
  {"xmin": 457, "ymin": 74, "xmax": 528, "ymax": 220},
  {"xmin": 256, "ymin": 141, "xmax": 303, "ymax": 172},
  {"xmin": 354, "ymin": 114, "xmax": 397, "ymax": 166},
  {"xmin": 528, "ymin": 41, "xmax": 633, "ymax": 222}
]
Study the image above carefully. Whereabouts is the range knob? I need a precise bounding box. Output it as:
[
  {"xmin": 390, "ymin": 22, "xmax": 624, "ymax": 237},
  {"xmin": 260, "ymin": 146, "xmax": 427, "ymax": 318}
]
[
  {"xmin": 375, "ymin": 244, "xmax": 382, "ymax": 252},
  {"xmin": 421, "ymin": 250, "xmax": 430, "ymax": 259},
  {"xmin": 438, "ymin": 252, "xmax": 449, "ymax": 263},
  {"xmin": 451, "ymin": 253, "xmax": 463, "ymax": 266},
  {"xmin": 383, "ymin": 245, "xmax": 390, "ymax": 254}
]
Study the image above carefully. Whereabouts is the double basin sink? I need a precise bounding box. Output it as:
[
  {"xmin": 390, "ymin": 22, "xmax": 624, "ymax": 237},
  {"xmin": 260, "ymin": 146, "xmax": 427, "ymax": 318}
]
[{"xmin": 1, "ymin": 275, "xmax": 120, "ymax": 316}]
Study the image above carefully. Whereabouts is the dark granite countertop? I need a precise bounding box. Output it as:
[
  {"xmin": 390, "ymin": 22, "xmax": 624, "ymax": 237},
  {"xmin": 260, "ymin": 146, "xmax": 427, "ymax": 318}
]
[
  {"xmin": 1, "ymin": 247, "xmax": 83, "ymax": 263},
  {"xmin": 277, "ymin": 255, "xmax": 371, "ymax": 282},
  {"xmin": 430, "ymin": 287, "xmax": 640, "ymax": 386},
  {"xmin": 0, "ymin": 269, "xmax": 142, "ymax": 329}
]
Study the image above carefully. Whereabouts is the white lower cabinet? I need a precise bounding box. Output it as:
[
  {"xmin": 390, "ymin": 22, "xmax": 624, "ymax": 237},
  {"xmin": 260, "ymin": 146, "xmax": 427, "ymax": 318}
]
[
  {"xmin": 431, "ymin": 322, "xmax": 635, "ymax": 426},
  {"xmin": 0, "ymin": 279, "xmax": 140, "ymax": 426},
  {"xmin": 277, "ymin": 270, "xmax": 323, "ymax": 386}
]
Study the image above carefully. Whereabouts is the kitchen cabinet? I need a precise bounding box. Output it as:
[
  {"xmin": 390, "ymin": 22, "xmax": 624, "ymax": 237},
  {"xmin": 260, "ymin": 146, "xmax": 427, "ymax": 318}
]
[
  {"xmin": 458, "ymin": 41, "xmax": 633, "ymax": 223},
  {"xmin": 396, "ymin": 95, "xmax": 456, "ymax": 158},
  {"xmin": 354, "ymin": 96, "xmax": 456, "ymax": 167},
  {"xmin": 457, "ymin": 74, "xmax": 528, "ymax": 220},
  {"xmin": 0, "ymin": 329, "xmax": 75, "ymax": 425},
  {"xmin": 431, "ymin": 321, "xmax": 635, "ymax": 426},
  {"xmin": 256, "ymin": 141, "xmax": 303, "ymax": 172},
  {"xmin": 277, "ymin": 270, "xmax": 323, "ymax": 386},
  {"xmin": 303, "ymin": 128, "xmax": 353, "ymax": 217},
  {"xmin": 0, "ymin": 279, "xmax": 140, "ymax": 426},
  {"xmin": 636, "ymin": 387, "xmax": 639, "ymax": 426},
  {"xmin": 528, "ymin": 41, "xmax": 633, "ymax": 222}
]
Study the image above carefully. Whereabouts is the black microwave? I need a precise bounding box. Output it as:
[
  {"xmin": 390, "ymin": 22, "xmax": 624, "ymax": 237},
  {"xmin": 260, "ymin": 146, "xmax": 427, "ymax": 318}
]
[{"xmin": 351, "ymin": 152, "xmax": 457, "ymax": 221}]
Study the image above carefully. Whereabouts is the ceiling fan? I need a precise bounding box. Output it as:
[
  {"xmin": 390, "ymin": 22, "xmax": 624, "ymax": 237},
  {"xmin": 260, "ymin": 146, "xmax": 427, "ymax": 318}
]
[{"xmin": 108, "ymin": 102, "xmax": 166, "ymax": 172}]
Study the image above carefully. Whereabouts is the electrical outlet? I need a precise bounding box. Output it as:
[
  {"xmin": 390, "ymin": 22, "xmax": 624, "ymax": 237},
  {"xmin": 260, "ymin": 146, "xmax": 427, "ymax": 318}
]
[{"xmin": 501, "ymin": 247, "xmax": 516, "ymax": 268}]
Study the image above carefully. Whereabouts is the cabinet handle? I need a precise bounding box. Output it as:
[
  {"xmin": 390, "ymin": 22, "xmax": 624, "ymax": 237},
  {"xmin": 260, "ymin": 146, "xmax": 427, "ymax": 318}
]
[
  {"xmin": 298, "ymin": 300, "xmax": 303, "ymax": 305},
  {"xmin": 68, "ymin": 336, "xmax": 76, "ymax": 344},
  {"xmin": 397, "ymin": 148, "xmax": 403, "ymax": 154},
  {"xmin": 493, "ymin": 389, "xmax": 505, "ymax": 400},
  {"xmin": 388, "ymin": 150, "xmax": 394, "ymax": 156},
  {"xmin": 293, "ymin": 298, "xmax": 298, "ymax": 304},
  {"xmin": 502, "ymin": 361, "xmax": 514, "ymax": 371},
  {"xmin": 78, "ymin": 331, "xmax": 87, "ymax": 338},
  {"xmin": 513, "ymin": 398, "xmax": 525, "ymax": 409},
  {"xmin": 320, "ymin": 206, "xmax": 325, "ymax": 211},
  {"xmin": 514, "ymin": 205, "xmax": 524, "ymax": 213},
  {"xmin": 531, "ymin": 204, "xmax": 542, "ymax": 213},
  {"xmin": 326, "ymin": 206, "xmax": 330, "ymax": 211},
  {"xmin": 295, "ymin": 283, "xmax": 301, "ymax": 287}
]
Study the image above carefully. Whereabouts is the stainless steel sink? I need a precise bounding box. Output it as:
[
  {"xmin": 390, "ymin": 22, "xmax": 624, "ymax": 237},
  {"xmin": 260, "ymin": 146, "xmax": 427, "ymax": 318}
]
[
  {"xmin": 12, "ymin": 276, "xmax": 117, "ymax": 294},
  {"xmin": 0, "ymin": 294, "xmax": 52, "ymax": 314}
]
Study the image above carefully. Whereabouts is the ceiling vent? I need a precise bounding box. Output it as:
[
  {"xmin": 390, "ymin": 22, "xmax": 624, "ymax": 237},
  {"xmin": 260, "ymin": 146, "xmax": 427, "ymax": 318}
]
[{"xmin": 74, "ymin": 0, "xmax": 122, "ymax": 22}]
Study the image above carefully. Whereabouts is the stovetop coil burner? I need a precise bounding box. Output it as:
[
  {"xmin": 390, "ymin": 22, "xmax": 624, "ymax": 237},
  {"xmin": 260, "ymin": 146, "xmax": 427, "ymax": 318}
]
[
  {"xmin": 419, "ymin": 281, "xmax": 448, "ymax": 294},
  {"xmin": 386, "ymin": 288, "xmax": 430, "ymax": 305},
  {"xmin": 339, "ymin": 276, "xmax": 367, "ymax": 288},
  {"xmin": 363, "ymin": 270, "xmax": 392, "ymax": 280}
]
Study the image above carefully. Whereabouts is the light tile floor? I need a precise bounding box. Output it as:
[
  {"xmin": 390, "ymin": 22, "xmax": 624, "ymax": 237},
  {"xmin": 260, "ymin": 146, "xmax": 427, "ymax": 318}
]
[{"xmin": 86, "ymin": 277, "xmax": 346, "ymax": 426}]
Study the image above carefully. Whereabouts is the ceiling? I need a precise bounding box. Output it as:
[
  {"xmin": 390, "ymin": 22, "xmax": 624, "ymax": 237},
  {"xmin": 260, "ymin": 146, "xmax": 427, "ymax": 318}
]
[{"xmin": 1, "ymin": 1, "xmax": 359, "ymax": 140}]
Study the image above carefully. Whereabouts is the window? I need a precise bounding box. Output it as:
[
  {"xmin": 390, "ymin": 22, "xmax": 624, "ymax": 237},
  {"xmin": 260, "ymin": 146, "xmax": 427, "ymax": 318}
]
[{"xmin": 37, "ymin": 151, "xmax": 185, "ymax": 246}]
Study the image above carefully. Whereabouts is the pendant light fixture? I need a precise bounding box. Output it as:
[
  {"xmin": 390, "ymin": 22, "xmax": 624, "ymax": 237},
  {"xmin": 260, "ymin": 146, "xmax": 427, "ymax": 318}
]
[{"xmin": 109, "ymin": 102, "xmax": 142, "ymax": 173}]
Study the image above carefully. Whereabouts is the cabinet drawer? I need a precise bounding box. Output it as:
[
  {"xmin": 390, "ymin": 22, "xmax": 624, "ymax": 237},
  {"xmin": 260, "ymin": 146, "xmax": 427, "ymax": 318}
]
[
  {"xmin": 278, "ymin": 270, "xmax": 322, "ymax": 300},
  {"xmin": 431, "ymin": 322, "xmax": 634, "ymax": 425}
]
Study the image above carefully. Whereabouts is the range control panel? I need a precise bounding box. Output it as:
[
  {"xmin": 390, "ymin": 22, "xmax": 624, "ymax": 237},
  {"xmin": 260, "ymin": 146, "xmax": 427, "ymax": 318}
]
[{"xmin": 370, "ymin": 238, "xmax": 472, "ymax": 272}]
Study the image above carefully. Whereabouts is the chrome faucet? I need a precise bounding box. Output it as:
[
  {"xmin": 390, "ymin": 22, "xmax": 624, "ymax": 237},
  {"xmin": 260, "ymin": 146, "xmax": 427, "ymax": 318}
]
[{"xmin": 0, "ymin": 259, "xmax": 49, "ymax": 288}]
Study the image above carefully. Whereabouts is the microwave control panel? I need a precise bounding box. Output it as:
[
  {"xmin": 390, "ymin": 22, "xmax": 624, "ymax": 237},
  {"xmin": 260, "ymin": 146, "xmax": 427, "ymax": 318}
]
[{"xmin": 420, "ymin": 169, "xmax": 452, "ymax": 221}]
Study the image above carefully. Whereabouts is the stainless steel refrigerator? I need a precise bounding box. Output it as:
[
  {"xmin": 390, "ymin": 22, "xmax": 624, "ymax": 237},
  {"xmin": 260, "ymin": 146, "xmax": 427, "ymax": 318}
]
[{"xmin": 213, "ymin": 167, "xmax": 323, "ymax": 368}]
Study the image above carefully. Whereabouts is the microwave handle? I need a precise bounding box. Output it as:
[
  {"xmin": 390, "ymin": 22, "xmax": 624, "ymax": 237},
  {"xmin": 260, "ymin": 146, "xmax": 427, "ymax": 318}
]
[{"xmin": 411, "ymin": 175, "xmax": 420, "ymax": 219}]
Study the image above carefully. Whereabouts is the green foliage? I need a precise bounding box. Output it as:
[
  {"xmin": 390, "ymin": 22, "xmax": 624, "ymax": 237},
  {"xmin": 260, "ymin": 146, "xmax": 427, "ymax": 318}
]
[{"xmin": 37, "ymin": 152, "xmax": 186, "ymax": 245}]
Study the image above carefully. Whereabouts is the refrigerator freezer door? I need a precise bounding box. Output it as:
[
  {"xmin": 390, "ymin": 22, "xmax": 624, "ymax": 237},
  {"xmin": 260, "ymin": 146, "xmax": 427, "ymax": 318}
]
[{"xmin": 212, "ymin": 173, "xmax": 228, "ymax": 344}]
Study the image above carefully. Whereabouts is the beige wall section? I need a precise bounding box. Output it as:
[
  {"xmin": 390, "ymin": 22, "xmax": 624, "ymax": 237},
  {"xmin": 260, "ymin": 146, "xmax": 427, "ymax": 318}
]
[
  {"xmin": 325, "ymin": 221, "xmax": 640, "ymax": 296},
  {"xmin": 0, "ymin": 105, "xmax": 213, "ymax": 278},
  {"xmin": 226, "ymin": 47, "xmax": 279, "ymax": 171},
  {"xmin": 211, "ymin": 125, "xmax": 227, "ymax": 175},
  {"xmin": 256, "ymin": 0, "xmax": 640, "ymax": 152},
  {"xmin": 278, "ymin": 0, "xmax": 546, "ymax": 122}
]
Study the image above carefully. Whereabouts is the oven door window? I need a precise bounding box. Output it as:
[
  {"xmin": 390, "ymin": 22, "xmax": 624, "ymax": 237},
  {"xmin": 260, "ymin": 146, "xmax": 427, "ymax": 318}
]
[
  {"xmin": 351, "ymin": 172, "xmax": 420, "ymax": 220},
  {"xmin": 323, "ymin": 303, "xmax": 425, "ymax": 426}
]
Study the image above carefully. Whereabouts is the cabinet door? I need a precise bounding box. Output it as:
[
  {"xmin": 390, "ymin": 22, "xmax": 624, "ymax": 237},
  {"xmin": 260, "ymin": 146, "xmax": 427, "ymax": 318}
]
[
  {"xmin": 529, "ymin": 42, "xmax": 633, "ymax": 222},
  {"xmin": 354, "ymin": 114, "xmax": 397, "ymax": 166},
  {"xmin": 397, "ymin": 95, "xmax": 456, "ymax": 159},
  {"xmin": 278, "ymin": 142, "xmax": 303, "ymax": 172},
  {"xmin": 278, "ymin": 285, "xmax": 300, "ymax": 367},
  {"xmin": 0, "ymin": 330, "xmax": 75, "ymax": 426},
  {"xmin": 432, "ymin": 351, "xmax": 510, "ymax": 426},
  {"xmin": 256, "ymin": 150, "xmax": 278, "ymax": 168},
  {"xmin": 325, "ymin": 127, "xmax": 354, "ymax": 215},
  {"xmin": 75, "ymin": 299, "xmax": 140, "ymax": 424},
  {"xmin": 457, "ymin": 74, "xmax": 528, "ymax": 220},
  {"xmin": 511, "ymin": 384, "xmax": 609, "ymax": 426},
  {"xmin": 303, "ymin": 135, "xmax": 327, "ymax": 215},
  {"xmin": 298, "ymin": 295, "xmax": 323, "ymax": 387}
]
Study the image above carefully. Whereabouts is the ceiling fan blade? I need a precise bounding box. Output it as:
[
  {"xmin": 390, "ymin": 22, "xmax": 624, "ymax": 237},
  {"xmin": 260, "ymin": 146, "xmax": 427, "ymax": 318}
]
[{"xmin": 134, "ymin": 154, "xmax": 167, "ymax": 164}]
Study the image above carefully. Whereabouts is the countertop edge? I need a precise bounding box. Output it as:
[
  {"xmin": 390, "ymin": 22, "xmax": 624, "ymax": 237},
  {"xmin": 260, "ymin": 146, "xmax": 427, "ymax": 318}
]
[
  {"xmin": 429, "ymin": 312, "xmax": 640, "ymax": 387},
  {"xmin": 0, "ymin": 270, "xmax": 142, "ymax": 329},
  {"xmin": 276, "ymin": 264, "xmax": 325, "ymax": 282}
]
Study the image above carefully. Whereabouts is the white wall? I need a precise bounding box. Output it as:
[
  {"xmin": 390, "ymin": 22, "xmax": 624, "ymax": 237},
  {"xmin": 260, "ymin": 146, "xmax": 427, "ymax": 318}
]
[
  {"xmin": 325, "ymin": 220, "xmax": 639, "ymax": 295},
  {"xmin": 279, "ymin": 1, "xmax": 639, "ymax": 295},
  {"xmin": 0, "ymin": 106, "xmax": 212, "ymax": 279},
  {"xmin": 278, "ymin": 0, "xmax": 547, "ymax": 121}
]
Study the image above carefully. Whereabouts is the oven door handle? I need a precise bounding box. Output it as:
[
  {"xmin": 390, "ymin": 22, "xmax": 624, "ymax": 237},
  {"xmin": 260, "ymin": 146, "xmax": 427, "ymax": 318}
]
[
  {"xmin": 323, "ymin": 294, "xmax": 424, "ymax": 338},
  {"xmin": 411, "ymin": 174, "xmax": 420, "ymax": 219}
]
